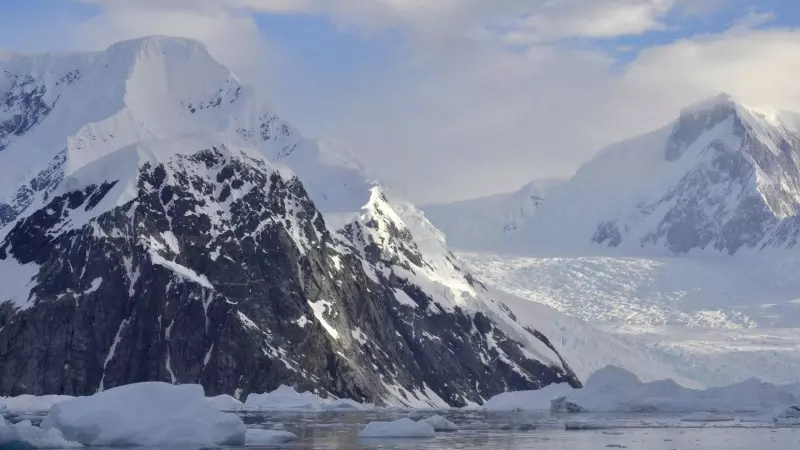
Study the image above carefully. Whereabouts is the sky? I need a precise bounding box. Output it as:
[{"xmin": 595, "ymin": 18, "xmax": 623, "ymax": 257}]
[{"xmin": 1, "ymin": 0, "xmax": 799, "ymax": 203}]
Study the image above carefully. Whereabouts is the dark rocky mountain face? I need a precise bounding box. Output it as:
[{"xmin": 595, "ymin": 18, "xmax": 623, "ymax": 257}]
[
  {"xmin": 0, "ymin": 150, "xmax": 65, "ymax": 228},
  {"xmin": 0, "ymin": 145, "xmax": 578, "ymax": 405},
  {"xmin": 0, "ymin": 67, "xmax": 83, "ymax": 152}
]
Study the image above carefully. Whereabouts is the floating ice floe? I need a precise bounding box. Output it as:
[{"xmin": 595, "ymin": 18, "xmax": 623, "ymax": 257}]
[
  {"xmin": 551, "ymin": 366, "xmax": 797, "ymax": 413},
  {"xmin": 244, "ymin": 385, "xmax": 372, "ymax": 411},
  {"xmin": 245, "ymin": 428, "xmax": 298, "ymax": 446},
  {"xmin": 418, "ymin": 415, "xmax": 458, "ymax": 432},
  {"xmin": 358, "ymin": 418, "xmax": 436, "ymax": 439},
  {"xmin": 0, "ymin": 420, "xmax": 82, "ymax": 448},
  {"xmin": 40, "ymin": 382, "xmax": 245, "ymax": 447},
  {"xmin": 481, "ymin": 382, "xmax": 575, "ymax": 411}
]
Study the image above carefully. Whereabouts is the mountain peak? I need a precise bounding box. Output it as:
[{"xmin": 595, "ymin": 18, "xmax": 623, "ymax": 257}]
[
  {"xmin": 102, "ymin": 35, "xmax": 231, "ymax": 85},
  {"xmin": 680, "ymin": 93, "xmax": 738, "ymax": 115},
  {"xmin": 666, "ymin": 93, "xmax": 757, "ymax": 162},
  {"xmin": 679, "ymin": 93, "xmax": 793, "ymax": 126},
  {"xmin": 105, "ymin": 35, "xmax": 212, "ymax": 56}
]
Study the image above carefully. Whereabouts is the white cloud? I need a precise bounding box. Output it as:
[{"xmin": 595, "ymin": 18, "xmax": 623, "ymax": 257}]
[
  {"xmin": 623, "ymin": 28, "xmax": 800, "ymax": 113},
  {"xmin": 502, "ymin": 0, "xmax": 676, "ymax": 44},
  {"xmin": 52, "ymin": 2, "xmax": 800, "ymax": 203},
  {"xmin": 296, "ymin": 25, "xmax": 800, "ymax": 203},
  {"xmin": 73, "ymin": 3, "xmax": 282, "ymax": 91}
]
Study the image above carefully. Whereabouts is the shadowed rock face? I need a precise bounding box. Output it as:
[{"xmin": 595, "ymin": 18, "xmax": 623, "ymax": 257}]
[
  {"xmin": 0, "ymin": 146, "xmax": 578, "ymax": 405},
  {"xmin": 665, "ymin": 101, "xmax": 738, "ymax": 162},
  {"xmin": 0, "ymin": 150, "xmax": 66, "ymax": 228},
  {"xmin": 0, "ymin": 72, "xmax": 60, "ymax": 152}
]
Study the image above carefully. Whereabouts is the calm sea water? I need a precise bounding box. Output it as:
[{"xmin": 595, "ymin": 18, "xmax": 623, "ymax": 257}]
[
  {"xmin": 9, "ymin": 410, "xmax": 800, "ymax": 449},
  {"xmin": 234, "ymin": 410, "xmax": 800, "ymax": 449}
]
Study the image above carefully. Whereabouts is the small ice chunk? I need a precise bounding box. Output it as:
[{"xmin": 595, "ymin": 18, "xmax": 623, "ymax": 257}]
[
  {"xmin": 680, "ymin": 412, "xmax": 735, "ymax": 422},
  {"xmin": 40, "ymin": 382, "xmax": 245, "ymax": 447},
  {"xmin": 554, "ymin": 365, "xmax": 798, "ymax": 413},
  {"xmin": 0, "ymin": 420, "xmax": 82, "ymax": 448},
  {"xmin": 773, "ymin": 406, "xmax": 800, "ymax": 426},
  {"xmin": 418, "ymin": 415, "xmax": 458, "ymax": 432},
  {"xmin": 774, "ymin": 405, "xmax": 800, "ymax": 419},
  {"xmin": 565, "ymin": 421, "xmax": 617, "ymax": 430},
  {"xmin": 245, "ymin": 385, "xmax": 324, "ymax": 410},
  {"xmin": 245, "ymin": 428, "xmax": 298, "ymax": 446},
  {"xmin": 482, "ymin": 383, "xmax": 575, "ymax": 411},
  {"xmin": 358, "ymin": 418, "xmax": 436, "ymax": 439},
  {"xmin": 321, "ymin": 398, "xmax": 371, "ymax": 411},
  {"xmin": 244, "ymin": 385, "xmax": 372, "ymax": 411}
]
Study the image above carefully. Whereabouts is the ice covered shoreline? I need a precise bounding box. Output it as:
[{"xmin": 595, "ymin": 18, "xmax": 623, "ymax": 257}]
[{"xmin": 2, "ymin": 366, "xmax": 799, "ymax": 448}]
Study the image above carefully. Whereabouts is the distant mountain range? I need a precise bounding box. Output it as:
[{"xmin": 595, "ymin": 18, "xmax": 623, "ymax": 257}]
[{"xmin": 425, "ymin": 94, "xmax": 800, "ymax": 257}]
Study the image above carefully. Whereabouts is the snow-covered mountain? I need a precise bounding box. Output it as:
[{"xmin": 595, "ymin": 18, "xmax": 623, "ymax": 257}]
[
  {"xmin": 429, "ymin": 94, "xmax": 800, "ymax": 257},
  {"xmin": 0, "ymin": 37, "xmax": 580, "ymax": 404},
  {"xmin": 423, "ymin": 179, "xmax": 563, "ymax": 251},
  {"xmin": 421, "ymin": 94, "xmax": 800, "ymax": 389}
]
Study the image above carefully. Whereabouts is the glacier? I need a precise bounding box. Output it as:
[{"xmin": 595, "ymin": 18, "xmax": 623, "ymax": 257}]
[{"xmin": 423, "ymin": 93, "xmax": 800, "ymax": 390}]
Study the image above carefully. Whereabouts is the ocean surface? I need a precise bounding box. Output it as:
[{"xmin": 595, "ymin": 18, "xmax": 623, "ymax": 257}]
[{"xmin": 8, "ymin": 410, "xmax": 800, "ymax": 449}]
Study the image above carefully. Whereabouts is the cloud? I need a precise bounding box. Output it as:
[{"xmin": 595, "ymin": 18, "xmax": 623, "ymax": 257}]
[
  {"xmin": 78, "ymin": 0, "xmax": 699, "ymax": 40},
  {"xmin": 73, "ymin": 2, "xmax": 283, "ymax": 92},
  {"xmin": 56, "ymin": 1, "xmax": 800, "ymax": 203},
  {"xmin": 623, "ymin": 28, "xmax": 800, "ymax": 113},
  {"xmin": 299, "ymin": 25, "xmax": 800, "ymax": 203},
  {"xmin": 501, "ymin": 0, "xmax": 676, "ymax": 44}
]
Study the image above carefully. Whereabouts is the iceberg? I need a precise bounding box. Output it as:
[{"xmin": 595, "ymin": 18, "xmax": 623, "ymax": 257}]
[
  {"xmin": 244, "ymin": 385, "xmax": 371, "ymax": 411},
  {"xmin": 552, "ymin": 366, "xmax": 797, "ymax": 413},
  {"xmin": 40, "ymin": 382, "xmax": 245, "ymax": 447},
  {"xmin": 482, "ymin": 383, "xmax": 575, "ymax": 411}
]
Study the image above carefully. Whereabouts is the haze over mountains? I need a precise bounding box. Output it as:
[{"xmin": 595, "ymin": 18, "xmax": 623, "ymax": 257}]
[{"xmin": 426, "ymin": 94, "xmax": 800, "ymax": 258}]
